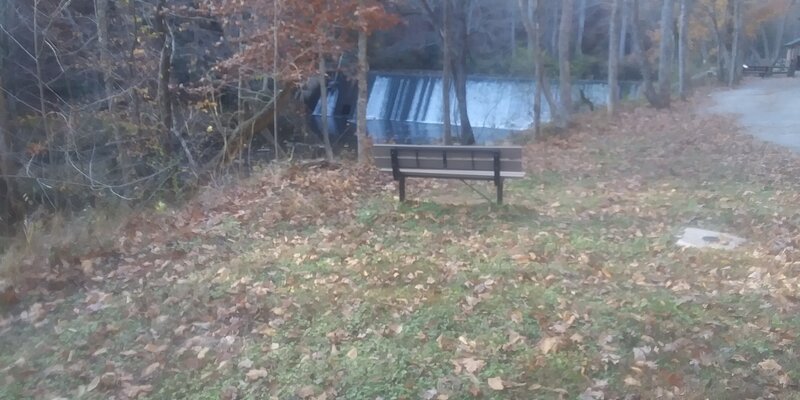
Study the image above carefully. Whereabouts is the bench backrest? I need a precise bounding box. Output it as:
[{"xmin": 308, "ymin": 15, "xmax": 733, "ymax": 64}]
[{"xmin": 373, "ymin": 144, "xmax": 523, "ymax": 174}]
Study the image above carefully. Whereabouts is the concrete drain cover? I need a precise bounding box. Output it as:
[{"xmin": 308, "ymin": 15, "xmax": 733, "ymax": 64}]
[{"xmin": 676, "ymin": 227, "xmax": 746, "ymax": 250}]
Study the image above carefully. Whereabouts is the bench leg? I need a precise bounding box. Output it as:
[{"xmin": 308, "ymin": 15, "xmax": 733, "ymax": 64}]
[
  {"xmin": 399, "ymin": 176, "xmax": 406, "ymax": 202},
  {"xmin": 496, "ymin": 178, "xmax": 504, "ymax": 205}
]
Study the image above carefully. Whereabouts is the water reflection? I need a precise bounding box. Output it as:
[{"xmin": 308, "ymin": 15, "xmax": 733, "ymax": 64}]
[{"xmin": 309, "ymin": 117, "xmax": 518, "ymax": 146}]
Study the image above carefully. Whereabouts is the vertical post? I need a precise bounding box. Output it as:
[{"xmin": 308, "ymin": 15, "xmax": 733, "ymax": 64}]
[
  {"xmin": 497, "ymin": 178, "xmax": 504, "ymax": 205},
  {"xmin": 391, "ymin": 148, "xmax": 405, "ymax": 202},
  {"xmin": 493, "ymin": 152, "xmax": 503, "ymax": 205}
]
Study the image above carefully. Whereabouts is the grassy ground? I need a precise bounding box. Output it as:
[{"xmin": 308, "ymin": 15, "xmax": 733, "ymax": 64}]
[{"xmin": 3, "ymin": 99, "xmax": 800, "ymax": 399}]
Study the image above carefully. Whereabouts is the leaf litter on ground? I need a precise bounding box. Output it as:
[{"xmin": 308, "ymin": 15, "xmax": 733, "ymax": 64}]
[{"xmin": 3, "ymin": 95, "xmax": 800, "ymax": 398}]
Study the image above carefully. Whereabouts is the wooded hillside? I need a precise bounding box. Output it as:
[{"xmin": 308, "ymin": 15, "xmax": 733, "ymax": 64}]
[{"xmin": 0, "ymin": 0, "xmax": 797, "ymax": 229}]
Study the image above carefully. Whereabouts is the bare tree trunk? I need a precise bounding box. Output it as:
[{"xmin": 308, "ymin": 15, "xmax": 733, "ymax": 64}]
[
  {"xmin": 442, "ymin": 0, "xmax": 452, "ymax": 144},
  {"xmin": 678, "ymin": 0, "xmax": 690, "ymax": 99},
  {"xmin": 319, "ymin": 52, "xmax": 334, "ymax": 161},
  {"xmin": 212, "ymin": 89, "xmax": 291, "ymax": 168},
  {"xmin": 0, "ymin": 12, "xmax": 17, "ymax": 220},
  {"xmin": 619, "ymin": 0, "xmax": 629, "ymax": 59},
  {"xmin": 356, "ymin": 0, "xmax": 370, "ymax": 164},
  {"xmin": 33, "ymin": 0, "xmax": 52, "ymax": 165},
  {"xmin": 0, "ymin": 73, "xmax": 13, "ymax": 216},
  {"xmin": 576, "ymin": 0, "xmax": 587, "ymax": 57},
  {"xmin": 759, "ymin": 26, "xmax": 770, "ymax": 61},
  {"xmin": 127, "ymin": 0, "xmax": 142, "ymax": 136},
  {"xmin": 558, "ymin": 0, "xmax": 574, "ymax": 126},
  {"xmin": 700, "ymin": 38, "xmax": 709, "ymax": 65},
  {"xmin": 608, "ymin": 0, "xmax": 621, "ymax": 115},
  {"xmin": 551, "ymin": 6, "xmax": 559, "ymax": 56},
  {"xmin": 632, "ymin": 0, "xmax": 668, "ymax": 108},
  {"xmin": 728, "ymin": 0, "xmax": 741, "ymax": 87},
  {"xmin": 532, "ymin": 0, "xmax": 543, "ymax": 135},
  {"xmin": 520, "ymin": 0, "xmax": 559, "ymax": 133},
  {"xmin": 707, "ymin": 6, "xmax": 729, "ymax": 83},
  {"xmin": 657, "ymin": 0, "xmax": 674, "ymax": 105},
  {"xmin": 273, "ymin": 0, "xmax": 280, "ymax": 160},
  {"xmin": 453, "ymin": 2, "xmax": 475, "ymax": 145},
  {"xmin": 509, "ymin": 0, "xmax": 517, "ymax": 62},
  {"xmin": 96, "ymin": 0, "xmax": 131, "ymax": 182},
  {"xmin": 722, "ymin": 0, "xmax": 734, "ymax": 82},
  {"xmin": 525, "ymin": 0, "xmax": 534, "ymax": 54},
  {"xmin": 773, "ymin": 1, "xmax": 797, "ymax": 62},
  {"xmin": 155, "ymin": 0, "xmax": 174, "ymax": 152}
]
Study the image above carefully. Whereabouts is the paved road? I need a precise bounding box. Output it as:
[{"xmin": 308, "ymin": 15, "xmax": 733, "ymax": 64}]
[{"xmin": 709, "ymin": 77, "xmax": 800, "ymax": 151}]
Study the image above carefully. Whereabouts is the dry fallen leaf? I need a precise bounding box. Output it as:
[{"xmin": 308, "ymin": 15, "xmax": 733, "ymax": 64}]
[
  {"xmin": 297, "ymin": 385, "xmax": 316, "ymax": 398},
  {"xmin": 623, "ymin": 376, "xmax": 641, "ymax": 387},
  {"xmin": 141, "ymin": 362, "xmax": 161, "ymax": 379},
  {"xmin": 196, "ymin": 347, "xmax": 210, "ymax": 359},
  {"xmin": 86, "ymin": 375, "xmax": 101, "ymax": 392},
  {"xmin": 144, "ymin": 343, "xmax": 168, "ymax": 354},
  {"xmin": 488, "ymin": 377, "xmax": 504, "ymax": 391},
  {"xmin": 122, "ymin": 384, "xmax": 153, "ymax": 399},
  {"xmin": 99, "ymin": 372, "xmax": 118, "ymax": 388},
  {"xmin": 538, "ymin": 336, "xmax": 562, "ymax": 355},
  {"xmin": 758, "ymin": 359, "xmax": 783, "ymax": 372},
  {"xmin": 459, "ymin": 357, "xmax": 485, "ymax": 374},
  {"xmin": 346, "ymin": 347, "xmax": 358, "ymax": 359},
  {"xmin": 246, "ymin": 368, "xmax": 269, "ymax": 381}
]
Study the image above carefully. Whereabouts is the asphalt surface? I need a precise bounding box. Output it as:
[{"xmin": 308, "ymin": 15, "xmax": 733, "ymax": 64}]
[{"xmin": 708, "ymin": 77, "xmax": 800, "ymax": 151}]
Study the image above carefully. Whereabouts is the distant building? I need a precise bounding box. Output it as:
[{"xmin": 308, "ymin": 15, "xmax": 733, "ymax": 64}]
[{"xmin": 784, "ymin": 37, "xmax": 800, "ymax": 77}]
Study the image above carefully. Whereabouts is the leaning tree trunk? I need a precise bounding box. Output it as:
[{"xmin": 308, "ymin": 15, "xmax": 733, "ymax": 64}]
[
  {"xmin": 210, "ymin": 89, "xmax": 291, "ymax": 168},
  {"xmin": 678, "ymin": 0, "xmax": 690, "ymax": 99},
  {"xmin": 442, "ymin": 0, "xmax": 452, "ymax": 144},
  {"xmin": 558, "ymin": 0, "xmax": 574, "ymax": 127},
  {"xmin": 356, "ymin": 0, "xmax": 370, "ymax": 164},
  {"xmin": 608, "ymin": 0, "xmax": 621, "ymax": 115},
  {"xmin": 657, "ymin": 0, "xmax": 674, "ymax": 106}
]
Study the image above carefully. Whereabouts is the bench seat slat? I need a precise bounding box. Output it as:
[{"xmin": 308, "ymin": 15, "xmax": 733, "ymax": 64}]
[
  {"xmin": 374, "ymin": 156, "xmax": 522, "ymax": 172},
  {"xmin": 379, "ymin": 168, "xmax": 525, "ymax": 179},
  {"xmin": 373, "ymin": 145, "xmax": 522, "ymax": 160}
]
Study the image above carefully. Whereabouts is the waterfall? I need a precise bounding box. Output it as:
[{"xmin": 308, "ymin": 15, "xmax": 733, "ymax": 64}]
[
  {"xmin": 312, "ymin": 87, "xmax": 339, "ymax": 116},
  {"xmin": 314, "ymin": 71, "xmax": 639, "ymax": 128},
  {"xmin": 311, "ymin": 71, "xmax": 640, "ymax": 144}
]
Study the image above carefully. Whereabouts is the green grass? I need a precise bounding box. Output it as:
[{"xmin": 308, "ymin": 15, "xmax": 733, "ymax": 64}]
[{"xmin": 4, "ymin": 104, "xmax": 800, "ymax": 399}]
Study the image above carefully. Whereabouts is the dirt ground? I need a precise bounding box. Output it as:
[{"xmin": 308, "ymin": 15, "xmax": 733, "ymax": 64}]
[{"xmin": 708, "ymin": 76, "xmax": 800, "ymax": 151}]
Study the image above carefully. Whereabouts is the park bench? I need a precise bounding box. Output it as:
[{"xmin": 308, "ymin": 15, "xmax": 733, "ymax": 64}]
[
  {"xmin": 373, "ymin": 144, "xmax": 525, "ymax": 204},
  {"xmin": 743, "ymin": 65, "xmax": 772, "ymax": 77}
]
